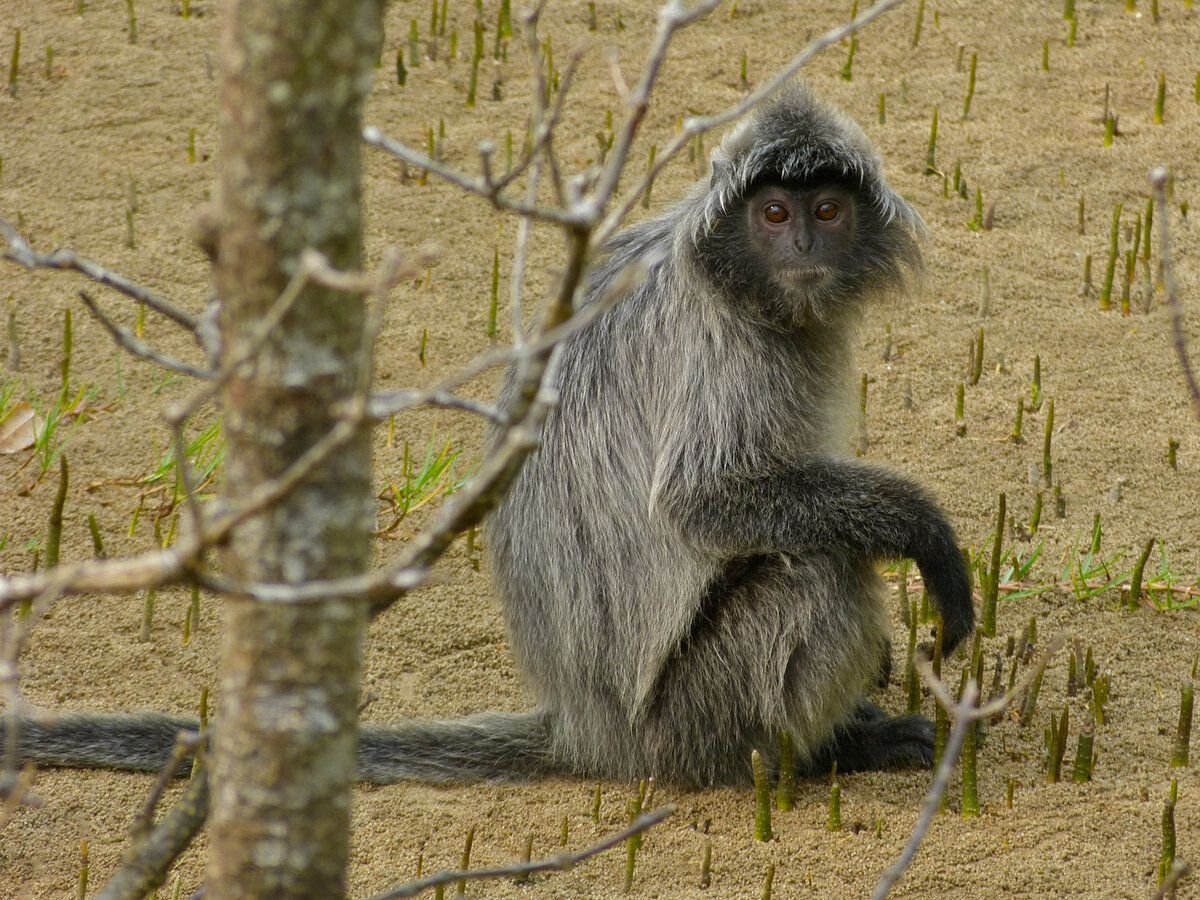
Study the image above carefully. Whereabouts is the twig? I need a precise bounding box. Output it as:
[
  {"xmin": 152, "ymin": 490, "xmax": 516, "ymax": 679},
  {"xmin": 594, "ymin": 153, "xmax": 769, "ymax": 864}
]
[
  {"xmin": 78, "ymin": 291, "xmax": 211, "ymax": 379},
  {"xmin": 872, "ymin": 682, "xmax": 979, "ymax": 900},
  {"xmin": 163, "ymin": 413, "xmax": 206, "ymax": 548},
  {"xmin": 129, "ymin": 731, "xmax": 203, "ymax": 840},
  {"xmin": 921, "ymin": 634, "xmax": 1067, "ymax": 721},
  {"xmin": 1149, "ymin": 166, "xmax": 1200, "ymax": 421},
  {"xmin": 1153, "ymin": 860, "xmax": 1192, "ymax": 900},
  {"xmin": 596, "ymin": 0, "xmax": 905, "ymax": 243},
  {"xmin": 588, "ymin": 0, "xmax": 722, "ymax": 216},
  {"xmin": 365, "ymin": 389, "xmax": 508, "ymax": 424},
  {"xmin": 369, "ymin": 806, "xmax": 674, "ymax": 900},
  {"xmin": 94, "ymin": 767, "xmax": 209, "ymax": 900},
  {"xmin": 0, "ymin": 218, "xmax": 199, "ymax": 334},
  {"xmin": 362, "ymin": 129, "xmax": 584, "ymax": 227}
]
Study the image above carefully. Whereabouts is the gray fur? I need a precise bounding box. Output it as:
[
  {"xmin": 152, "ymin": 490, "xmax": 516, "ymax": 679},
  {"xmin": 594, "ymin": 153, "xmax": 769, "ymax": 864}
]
[{"xmin": 3, "ymin": 83, "xmax": 972, "ymax": 788}]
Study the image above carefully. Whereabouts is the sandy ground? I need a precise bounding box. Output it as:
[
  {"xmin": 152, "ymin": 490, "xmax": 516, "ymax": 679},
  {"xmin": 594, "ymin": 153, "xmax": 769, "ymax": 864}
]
[{"xmin": 2, "ymin": 0, "xmax": 1200, "ymax": 896}]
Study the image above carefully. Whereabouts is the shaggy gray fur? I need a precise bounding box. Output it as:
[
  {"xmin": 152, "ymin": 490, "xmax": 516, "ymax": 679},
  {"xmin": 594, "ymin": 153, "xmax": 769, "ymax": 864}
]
[{"xmin": 3, "ymin": 83, "xmax": 972, "ymax": 788}]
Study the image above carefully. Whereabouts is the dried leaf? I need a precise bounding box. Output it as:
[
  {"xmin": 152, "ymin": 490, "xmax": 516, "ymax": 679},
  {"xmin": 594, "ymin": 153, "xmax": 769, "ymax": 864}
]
[{"xmin": 0, "ymin": 402, "xmax": 41, "ymax": 454}]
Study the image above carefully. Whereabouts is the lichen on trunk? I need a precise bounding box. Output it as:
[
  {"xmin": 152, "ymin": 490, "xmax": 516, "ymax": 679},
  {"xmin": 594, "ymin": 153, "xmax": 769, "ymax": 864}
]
[{"xmin": 209, "ymin": 1, "xmax": 383, "ymax": 897}]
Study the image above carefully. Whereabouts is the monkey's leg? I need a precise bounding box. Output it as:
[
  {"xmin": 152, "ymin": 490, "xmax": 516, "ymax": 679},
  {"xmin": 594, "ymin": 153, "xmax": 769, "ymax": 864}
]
[
  {"xmin": 638, "ymin": 554, "xmax": 893, "ymax": 787},
  {"xmin": 798, "ymin": 701, "xmax": 934, "ymax": 775}
]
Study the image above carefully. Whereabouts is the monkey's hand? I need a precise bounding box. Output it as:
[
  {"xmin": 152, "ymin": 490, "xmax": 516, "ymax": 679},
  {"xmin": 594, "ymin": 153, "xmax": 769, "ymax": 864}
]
[{"xmin": 909, "ymin": 513, "xmax": 974, "ymax": 654}]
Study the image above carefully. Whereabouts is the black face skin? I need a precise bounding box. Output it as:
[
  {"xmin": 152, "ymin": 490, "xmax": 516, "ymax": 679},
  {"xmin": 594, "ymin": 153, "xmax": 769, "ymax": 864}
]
[{"xmin": 745, "ymin": 182, "xmax": 857, "ymax": 295}]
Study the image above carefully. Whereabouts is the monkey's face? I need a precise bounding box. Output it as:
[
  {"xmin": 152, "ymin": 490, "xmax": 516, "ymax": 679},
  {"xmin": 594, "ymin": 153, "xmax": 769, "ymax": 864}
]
[{"xmin": 745, "ymin": 182, "xmax": 858, "ymax": 303}]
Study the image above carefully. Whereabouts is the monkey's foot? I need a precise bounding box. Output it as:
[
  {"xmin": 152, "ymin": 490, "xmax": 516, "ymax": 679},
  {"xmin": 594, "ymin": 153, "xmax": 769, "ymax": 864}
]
[{"xmin": 801, "ymin": 703, "xmax": 934, "ymax": 774}]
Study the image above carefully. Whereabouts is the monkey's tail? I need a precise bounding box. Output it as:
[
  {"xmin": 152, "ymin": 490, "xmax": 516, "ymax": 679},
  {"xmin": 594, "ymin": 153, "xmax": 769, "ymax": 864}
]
[
  {"xmin": 357, "ymin": 709, "xmax": 560, "ymax": 784},
  {"xmin": 5, "ymin": 713, "xmax": 199, "ymax": 775},
  {"xmin": 5, "ymin": 709, "xmax": 561, "ymax": 784}
]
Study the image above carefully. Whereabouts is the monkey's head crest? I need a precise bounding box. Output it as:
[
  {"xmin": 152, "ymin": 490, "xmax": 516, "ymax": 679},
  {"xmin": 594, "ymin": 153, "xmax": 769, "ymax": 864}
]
[{"xmin": 703, "ymin": 82, "xmax": 921, "ymax": 237}]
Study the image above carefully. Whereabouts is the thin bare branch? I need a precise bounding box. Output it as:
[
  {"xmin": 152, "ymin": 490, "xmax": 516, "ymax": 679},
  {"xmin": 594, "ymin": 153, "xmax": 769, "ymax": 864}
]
[
  {"xmin": 362, "ymin": 128, "xmax": 585, "ymax": 227},
  {"xmin": 0, "ymin": 218, "xmax": 199, "ymax": 334},
  {"xmin": 369, "ymin": 806, "xmax": 675, "ymax": 900},
  {"xmin": 163, "ymin": 413, "xmax": 207, "ymax": 547},
  {"xmin": 1149, "ymin": 166, "xmax": 1200, "ymax": 421},
  {"xmin": 78, "ymin": 291, "xmax": 211, "ymax": 379},
  {"xmin": 95, "ymin": 767, "xmax": 209, "ymax": 900},
  {"xmin": 597, "ymin": 0, "xmax": 905, "ymax": 242},
  {"xmin": 588, "ymin": 0, "xmax": 722, "ymax": 214},
  {"xmin": 365, "ymin": 389, "xmax": 507, "ymax": 424},
  {"xmin": 872, "ymin": 682, "xmax": 979, "ymax": 900},
  {"xmin": 130, "ymin": 731, "xmax": 203, "ymax": 840},
  {"xmin": 1153, "ymin": 860, "xmax": 1192, "ymax": 900}
]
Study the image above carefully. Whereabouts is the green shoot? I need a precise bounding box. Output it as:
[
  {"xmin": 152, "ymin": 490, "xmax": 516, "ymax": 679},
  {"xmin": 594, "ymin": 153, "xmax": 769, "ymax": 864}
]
[
  {"xmin": 60, "ymin": 309, "xmax": 72, "ymax": 406},
  {"xmin": 1029, "ymin": 354, "xmax": 1042, "ymax": 410},
  {"xmin": 1072, "ymin": 720, "xmax": 1094, "ymax": 782},
  {"xmin": 1009, "ymin": 394, "xmax": 1024, "ymax": 442},
  {"xmin": 981, "ymin": 493, "xmax": 1005, "ymax": 636},
  {"xmin": 487, "ymin": 247, "xmax": 499, "ymax": 338},
  {"xmin": 383, "ymin": 437, "xmax": 467, "ymax": 527},
  {"xmin": 1046, "ymin": 705, "xmax": 1068, "ymax": 783},
  {"xmin": 925, "ymin": 106, "xmax": 938, "ymax": 174},
  {"xmin": 1171, "ymin": 682, "xmax": 1193, "ymax": 768},
  {"xmin": 751, "ymin": 749, "xmax": 772, "ymax": 841},
  {"xmin": 966, "ymin": 186, "xmax": 984, "ymax": 231},
  {"xmin": 911, "ymin": 0, "xmax": 925, "ymax": 48},
  {"xmin": 828, "ymin": 765, "xmax": 842, "ymax": 831},
  {"xmin": 142, "ymin": 421, "xmax": 225, "ymax": 509},
  {"xmin": 8, "ymin": 28, "xmax": 19, "ymax": 97},
  {"xmin": 45, "ymin": 454, "xmax": 68, "ymax": 568},
  {"xmin": 1042, "ymin": 398, "xmax": 1054, "ymax": 485},
  {"xmin": 960, "ymin": 672, "xmax": 980, "ymax": 816},
  {"xmin": 1159, "ymin": 780, "xmax": 1178, "ymax": 886},
  {"xmin": 840, "ymin": 35, "xmax": 857, "ymax": 82},
  {"xmin": 1100, "ymin": 203, "xmax": 1121, "ymax": 310},
  {"xmin": 1127, "ymin": 537, "xmax": 1155, "ymax": 609},
  {"xmin": 962, "ymin": 52, "xmax": 977, "ymax": 117}
]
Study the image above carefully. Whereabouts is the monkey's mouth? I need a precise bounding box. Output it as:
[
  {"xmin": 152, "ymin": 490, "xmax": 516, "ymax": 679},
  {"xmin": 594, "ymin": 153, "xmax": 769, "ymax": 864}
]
[{"xmin": 780, "ymin": 265, "xmax": 833, "ymax": 285}]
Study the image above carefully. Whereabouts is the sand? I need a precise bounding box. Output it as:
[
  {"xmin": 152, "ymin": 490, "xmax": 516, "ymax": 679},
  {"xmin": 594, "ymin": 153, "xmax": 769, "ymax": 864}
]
[{"xmin": 1, "ymin": 0, "xmax": 1199, "ymax": 897}]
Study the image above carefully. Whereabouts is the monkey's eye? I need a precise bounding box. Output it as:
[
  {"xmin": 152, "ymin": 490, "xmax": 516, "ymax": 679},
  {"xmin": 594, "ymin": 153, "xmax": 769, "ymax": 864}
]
[
  {"xmin": 762, "ymin": 202, "xmax": 790, "ymax": 225},
  {"xmin": 814, "ymin": 200, "xmax": 840, "ymax": 222}
]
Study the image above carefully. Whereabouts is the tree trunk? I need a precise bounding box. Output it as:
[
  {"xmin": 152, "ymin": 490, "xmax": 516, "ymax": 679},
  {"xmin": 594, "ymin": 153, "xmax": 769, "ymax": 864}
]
[{"xmin": 209, "ymin": 1, "xmax": 382, "ymax": 897}]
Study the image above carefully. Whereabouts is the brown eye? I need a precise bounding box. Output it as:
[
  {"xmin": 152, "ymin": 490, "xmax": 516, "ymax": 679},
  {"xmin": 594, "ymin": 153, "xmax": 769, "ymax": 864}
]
[
  {"xmin": 814, "ymin": 200, "xmax": 840, "ymax": 222},
  {"xmin": 763, "ymin": 202, "xmax": 790, "ymax": 224}
]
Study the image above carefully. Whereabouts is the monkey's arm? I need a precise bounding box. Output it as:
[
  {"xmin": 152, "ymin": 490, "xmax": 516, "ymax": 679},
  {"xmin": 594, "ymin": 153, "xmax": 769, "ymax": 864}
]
[{"xmin": 658, "ymin": 456, "xmax": 974, "ymax": 651}]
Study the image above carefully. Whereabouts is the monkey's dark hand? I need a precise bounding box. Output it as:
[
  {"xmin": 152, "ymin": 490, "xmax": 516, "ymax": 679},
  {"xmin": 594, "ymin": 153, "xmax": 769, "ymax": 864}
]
[{"xmin": 910, "ymin": 515, "xmax": 974, "ymax": 654}]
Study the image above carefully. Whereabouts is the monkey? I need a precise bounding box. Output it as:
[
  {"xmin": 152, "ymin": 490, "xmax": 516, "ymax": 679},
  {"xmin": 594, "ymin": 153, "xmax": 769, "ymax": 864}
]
[{"xmin": 5, "ymin": 83, "xmax": 972, "ymax": 789}]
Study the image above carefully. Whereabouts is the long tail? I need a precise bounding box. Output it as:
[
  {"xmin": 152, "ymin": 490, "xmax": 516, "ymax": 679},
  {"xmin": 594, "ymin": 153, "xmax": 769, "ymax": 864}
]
[
  {"xmin": 5, "ymin": 709, "xmax": 560, "ymax": 784},
  {"xmin": 6, "ymin": 713, "xmax": 197, "ymax": 775},
  {"xmin": 358, "ymin": 710, "xmax": 559, "ymax": 783}
]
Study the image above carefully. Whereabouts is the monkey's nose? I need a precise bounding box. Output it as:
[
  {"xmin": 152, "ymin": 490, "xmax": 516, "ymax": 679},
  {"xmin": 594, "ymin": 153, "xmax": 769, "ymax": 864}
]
[{"xmin": 793, "ymin": 232, "xmax": 814, "ymax": 255}]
